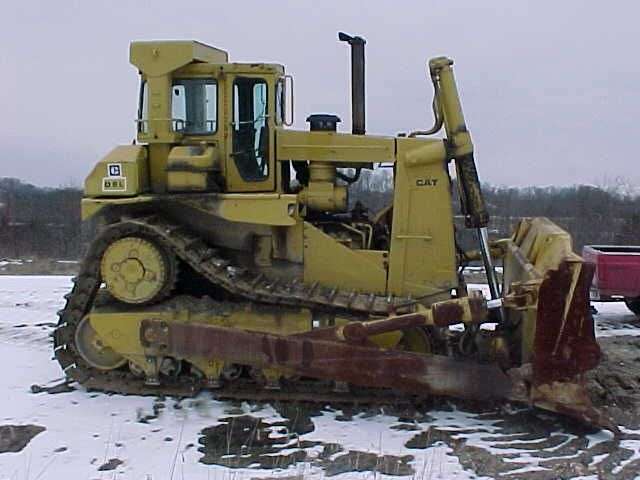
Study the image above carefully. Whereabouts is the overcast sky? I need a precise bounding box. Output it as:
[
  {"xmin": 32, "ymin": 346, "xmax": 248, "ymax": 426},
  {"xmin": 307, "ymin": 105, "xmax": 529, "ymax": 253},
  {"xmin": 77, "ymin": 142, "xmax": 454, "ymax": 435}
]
[{"xmin": 1, "ymin": 0, "xmax": 637, "ymax": 188}]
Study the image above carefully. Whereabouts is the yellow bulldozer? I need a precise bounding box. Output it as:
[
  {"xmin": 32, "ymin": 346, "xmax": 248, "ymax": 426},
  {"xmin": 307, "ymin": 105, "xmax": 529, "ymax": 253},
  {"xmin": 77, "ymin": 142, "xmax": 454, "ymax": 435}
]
[{"xmin": 54, "ymin": 33, "xmax": 610, "ymax": 430}]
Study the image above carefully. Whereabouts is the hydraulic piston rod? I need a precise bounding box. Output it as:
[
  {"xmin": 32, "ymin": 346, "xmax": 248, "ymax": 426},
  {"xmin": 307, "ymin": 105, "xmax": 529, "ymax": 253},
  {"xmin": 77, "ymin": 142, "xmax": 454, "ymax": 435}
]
[
  {"xmin": 428, "ymin": 57, "xmax": 501, "ymax": 300},
  {"xmin": 479, "ymin": 226, "xmax": 501, "ymax": 300}
]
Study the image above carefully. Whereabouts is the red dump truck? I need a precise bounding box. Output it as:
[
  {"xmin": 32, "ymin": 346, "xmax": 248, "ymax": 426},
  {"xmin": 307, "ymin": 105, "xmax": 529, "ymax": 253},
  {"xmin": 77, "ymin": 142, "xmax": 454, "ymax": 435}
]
[{"xmin": 583, "ymin": 245, "xmax": 640, "ymax": 315}]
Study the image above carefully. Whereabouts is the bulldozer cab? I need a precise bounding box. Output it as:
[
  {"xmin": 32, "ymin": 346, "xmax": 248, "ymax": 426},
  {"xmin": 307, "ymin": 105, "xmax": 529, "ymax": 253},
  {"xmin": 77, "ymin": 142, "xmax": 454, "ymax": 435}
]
[{"xmin": 132, "ymin": 40, "xmax": 284, "ymax": 193}]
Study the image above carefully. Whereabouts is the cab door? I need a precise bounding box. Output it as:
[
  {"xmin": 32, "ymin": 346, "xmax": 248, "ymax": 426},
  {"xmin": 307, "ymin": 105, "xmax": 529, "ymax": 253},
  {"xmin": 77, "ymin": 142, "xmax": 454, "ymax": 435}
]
[{"xmin": 225, "ymin": 75, "xmax": 275, "ymax": 192}]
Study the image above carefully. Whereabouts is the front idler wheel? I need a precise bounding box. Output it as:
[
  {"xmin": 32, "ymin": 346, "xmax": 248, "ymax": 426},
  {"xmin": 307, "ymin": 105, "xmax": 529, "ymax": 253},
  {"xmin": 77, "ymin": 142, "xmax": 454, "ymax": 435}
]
[{"xmin": 74, "ymin": 316, "xmax": 127, "ymax": 371}]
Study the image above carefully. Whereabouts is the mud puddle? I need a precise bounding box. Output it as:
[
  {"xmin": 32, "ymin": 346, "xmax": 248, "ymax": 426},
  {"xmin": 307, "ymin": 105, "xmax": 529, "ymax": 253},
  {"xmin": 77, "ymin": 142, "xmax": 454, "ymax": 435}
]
[
  {"xmin": 198, "ymin": 403, "xmax": 414, "ymax": 475},
  {"xmin": 0, "ymin": 424, "xmax": 46, "ymax": 453}
]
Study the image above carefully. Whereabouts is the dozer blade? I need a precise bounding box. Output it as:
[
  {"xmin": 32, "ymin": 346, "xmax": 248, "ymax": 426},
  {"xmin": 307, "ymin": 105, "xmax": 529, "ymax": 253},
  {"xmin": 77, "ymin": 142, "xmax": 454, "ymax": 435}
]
[{"xmin": 501, "ymin": 217, "xmax": 617, "ymax": 433}]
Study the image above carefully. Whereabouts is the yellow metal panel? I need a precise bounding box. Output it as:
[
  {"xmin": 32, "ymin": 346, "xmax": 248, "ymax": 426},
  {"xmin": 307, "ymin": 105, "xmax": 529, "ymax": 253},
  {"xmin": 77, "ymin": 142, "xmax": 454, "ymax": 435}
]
[
  {"xmin": 276, "ymin": 129, "xmax": 395, "ymax": 163},
  {"xmin": 357, "ymin": 250, "xmax": 389, "ymax": 267},
  {"xmin": 80, "ymin": 199, "xmax": 106, "ymax": 221},
  {"xmin": 297, "ymin": 181, "xmax": 347, "ymax": 212},
  {"xmin": 272, "ymin": 223, "xmax": 304, "ymax": 263},
  {"xmin": 167, "ymin": 145, "xmax": 219, "ymax": 192},
  {"xmin": 175, "ymin": 63, "xmax": 285, "ymax": 76},
  {"xmin": 514, "ymin": 217, "xmax": 575, "ymax": 277},
  {"xmin": 428, "ymin": 57, "xmax": 473, "ymax": 157},
  {"xmin": 90, "ymin": 304, "xmax": 311, "ymax": 362},
  {"xmin": 130, "ymin": 41, "xmax": 229, "ymax": 77},
  {"xmin": 387, "ymin": 138, "xmax": 457, "ymax": 298},
  {"xmin": 80, "ymin": 196, "xmax": 154, "ymax": 221},
  {"xmin": 147, "ymin": 143, "xmax": 172, "ymax": 192},
  {"xmin": 138, "ymin": 75, "xmax": 182, "ymax": 147},
  {"xmin": 168, "ymin": 144, "xmax": 218, "ymax": 168},
  {"xmin": 303, "ymin": 223, "xmax": 387, "ymax": 294},
  {"xmin": 177, "ymin": 193, "xmax": 299, "ymax": 226},
  {"xmin": 167, "ymin": 171, "xmax": 207, "ymax": 191},
  {"xmin": 84, "ymin": 146, "xmax": 149, "ymax": 198}
]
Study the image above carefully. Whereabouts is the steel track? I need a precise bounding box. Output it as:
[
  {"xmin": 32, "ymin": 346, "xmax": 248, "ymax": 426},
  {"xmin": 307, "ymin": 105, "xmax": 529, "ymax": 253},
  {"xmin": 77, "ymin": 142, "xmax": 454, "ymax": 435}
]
[{"xmin": 53, "ymin": 215, "xmax": 420, "ymax": 401}]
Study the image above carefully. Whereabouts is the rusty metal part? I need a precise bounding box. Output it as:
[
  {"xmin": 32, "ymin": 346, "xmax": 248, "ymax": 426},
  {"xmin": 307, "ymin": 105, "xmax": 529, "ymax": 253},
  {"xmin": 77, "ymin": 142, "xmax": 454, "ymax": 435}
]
[
  {"xmin": 430, "ymin": 303, "xmax": 464, "ymax": 327},
  {"xmin": 530, "ymin": 380, "xmax": 619, "ymax": 434},
  {"xmin": 298, "ymin": 295, "xmax": 487, "ymax": 344},
  {"xmin": 497, "ymin": 252, "xmax": 613, "ymax": 432},
  {"xmin": 141, "ymin": 319, "xmax": 169, "ymax": 347},
  {"xmin": 502, "ymin": 284, "xmax": 538, "ymax": 310},
  {"xmin": 140, "ymin": 318, "xmax": 512, "ymax": 401},
  {"xmin": 428, "ymin": 293, "xmax": 486, "ymax": 327},
  {"xmin": 533, "ymin": 260, "xmax": 600, "ymax": 385},
  {"xmin": 339, "ymin": 313, "xmax": 424, "ymax": 342},
  {"xmin": 523, "ymin": 259, "xmax": 615, "ymax": 431}
]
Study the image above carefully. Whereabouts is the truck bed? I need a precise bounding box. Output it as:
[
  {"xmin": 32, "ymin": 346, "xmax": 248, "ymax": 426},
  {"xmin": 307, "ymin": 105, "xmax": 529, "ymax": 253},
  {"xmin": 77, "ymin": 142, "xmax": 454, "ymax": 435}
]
[{"xmin": 583, "ymin": 245, "xmax": 640, "ymax": 300}]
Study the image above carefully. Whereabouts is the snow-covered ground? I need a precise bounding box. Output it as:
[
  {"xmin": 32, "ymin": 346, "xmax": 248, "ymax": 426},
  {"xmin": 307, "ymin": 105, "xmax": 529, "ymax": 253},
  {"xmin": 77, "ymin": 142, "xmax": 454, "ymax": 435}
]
[{"xmin": 0, "ymin": 276, "xmax": 638, "ymax": 480}]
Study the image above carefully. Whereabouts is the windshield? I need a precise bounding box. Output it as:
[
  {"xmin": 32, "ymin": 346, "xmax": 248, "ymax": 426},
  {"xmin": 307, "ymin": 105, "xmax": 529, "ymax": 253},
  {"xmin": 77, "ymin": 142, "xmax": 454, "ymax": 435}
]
[{"xmin": 171, "ymin": 79, "xmax": 217, "ymax": 134}]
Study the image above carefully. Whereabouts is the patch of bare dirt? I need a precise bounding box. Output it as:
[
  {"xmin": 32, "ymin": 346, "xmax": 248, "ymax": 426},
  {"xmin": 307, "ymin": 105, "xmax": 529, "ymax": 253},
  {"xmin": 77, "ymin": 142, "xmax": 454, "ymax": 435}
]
[
  {"xmin": 97, "ymin": 458, "xmax": 123, "ymax": 471},
  {"xmin": 198, "ymin": 406, "xmax": 414, "ymax": 476},
  {"xmin": 0, "ymin": 425, "xmax": 45, "ymax": 453},
  {"xmin": 588, "ymin": 335, "xmax": 640, "ymax": 429}
]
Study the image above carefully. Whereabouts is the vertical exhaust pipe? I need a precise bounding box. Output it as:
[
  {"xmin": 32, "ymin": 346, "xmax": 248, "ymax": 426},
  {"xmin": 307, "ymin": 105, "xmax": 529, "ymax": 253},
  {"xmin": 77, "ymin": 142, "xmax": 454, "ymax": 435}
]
[{"xmin": 338, "ymin": 32, "xmax": 366, "ymax": 135}]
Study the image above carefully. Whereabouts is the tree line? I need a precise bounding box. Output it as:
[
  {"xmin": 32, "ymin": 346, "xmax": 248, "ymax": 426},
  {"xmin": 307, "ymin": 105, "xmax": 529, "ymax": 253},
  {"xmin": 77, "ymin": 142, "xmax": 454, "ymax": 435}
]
[
  {"xmin": 0, "ymin": 178, "xmax": 82, "ymax": 259},
  {"xmin": 349, "ymin": 169, "xmax": 640, "ymax": 251},
  {"xmin": 1, "ymin": 173, "xmax": 639, "ymax": 261}
]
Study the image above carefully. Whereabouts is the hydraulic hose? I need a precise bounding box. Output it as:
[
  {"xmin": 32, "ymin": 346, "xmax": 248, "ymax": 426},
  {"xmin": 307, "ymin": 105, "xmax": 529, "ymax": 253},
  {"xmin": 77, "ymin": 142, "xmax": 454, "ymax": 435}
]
[{"xmin": 408, "ymin": 72, "xmax": 443, "ymax": 137}]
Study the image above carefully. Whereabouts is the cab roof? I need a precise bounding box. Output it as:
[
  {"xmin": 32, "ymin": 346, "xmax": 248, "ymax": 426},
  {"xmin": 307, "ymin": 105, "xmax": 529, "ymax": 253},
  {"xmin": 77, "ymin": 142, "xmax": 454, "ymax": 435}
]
[{"xmin": 130, "ymin": 40, "xmax": 229, "ymax": 76}]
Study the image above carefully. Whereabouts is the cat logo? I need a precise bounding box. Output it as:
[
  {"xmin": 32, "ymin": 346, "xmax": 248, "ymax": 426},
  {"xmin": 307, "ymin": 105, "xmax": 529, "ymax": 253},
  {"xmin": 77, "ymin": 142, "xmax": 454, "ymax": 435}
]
[
  {"xmin": 416, "ymin": 178, "xmax": 438, "ymax": 187},
  {"xmin": 107, "ymin": 163, "xmax": 122, "ymax": 177}
]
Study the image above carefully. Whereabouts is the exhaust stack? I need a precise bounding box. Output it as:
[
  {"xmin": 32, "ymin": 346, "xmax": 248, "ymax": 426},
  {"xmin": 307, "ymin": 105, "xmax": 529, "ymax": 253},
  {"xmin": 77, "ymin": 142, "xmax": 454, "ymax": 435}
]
[{"xmin": 338, "ymin": 32, "xmax": 366, "ymax": 135}]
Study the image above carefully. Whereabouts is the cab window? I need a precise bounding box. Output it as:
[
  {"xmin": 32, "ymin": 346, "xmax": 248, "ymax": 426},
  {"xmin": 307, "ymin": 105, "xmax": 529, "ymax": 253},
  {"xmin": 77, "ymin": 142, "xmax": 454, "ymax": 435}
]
[
  {"xmin": 137, "ymin": 81, "xmax": 149, "ymax": 133},
  {"xmin": 275, "ymin": 79, "xmax": 285, "ymax": 125},
  {"xmin": 232, "ymin": 78, "xmax": 269, "ymax": 181},
  {"xmin": 171, "ymin": 79, "xmax": 217, "ymax": 134}
]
